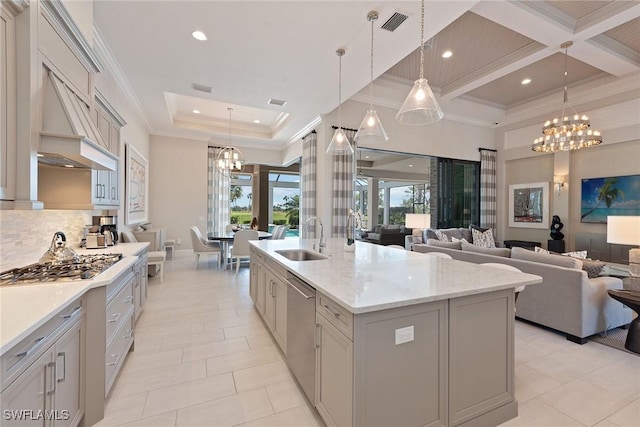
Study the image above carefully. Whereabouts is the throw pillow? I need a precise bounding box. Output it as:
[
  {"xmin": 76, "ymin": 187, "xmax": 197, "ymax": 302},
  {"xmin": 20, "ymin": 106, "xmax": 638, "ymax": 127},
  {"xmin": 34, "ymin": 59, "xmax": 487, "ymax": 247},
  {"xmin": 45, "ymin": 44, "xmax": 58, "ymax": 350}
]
[
  {"xmin": 471, "ymin": 228, "xmax": 496, "ymax": 248},
  {"xmin": 434, "ymin": 229, "xmax": 449, "ymax": 242},
  {"xmin": 582, "ymin": 259, "xmax": 606, "ymax": 278},
  {"xmin": 451, "ymin": 237, "xmax": 469, "ymax": 244},
  {"xmin": 426, "ymin": 239, "xmax": 462, "ymax": 250},
  {"xmin": 562, "ymin": 250, "xmax": 588, "ymax": 259},
  {"xmin": 535, "ymin": 246, "xmax": 550, "ymax": 254}
]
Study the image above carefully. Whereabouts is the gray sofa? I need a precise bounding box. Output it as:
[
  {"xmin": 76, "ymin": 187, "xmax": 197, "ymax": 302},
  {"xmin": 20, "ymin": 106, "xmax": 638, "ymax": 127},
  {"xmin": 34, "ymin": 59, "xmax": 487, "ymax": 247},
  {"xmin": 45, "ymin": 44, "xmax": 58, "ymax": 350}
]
[{"xmin": 414, "ymin": 243, "xmax": 633, "ymax": 344}]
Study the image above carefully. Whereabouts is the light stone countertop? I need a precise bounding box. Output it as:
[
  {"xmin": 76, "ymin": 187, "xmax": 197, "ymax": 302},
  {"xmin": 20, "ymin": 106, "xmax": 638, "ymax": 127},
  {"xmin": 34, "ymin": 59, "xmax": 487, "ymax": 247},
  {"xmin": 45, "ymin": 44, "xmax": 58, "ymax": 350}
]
[
  {"xmin": 252, "ymin": 238, "xmax": 542, "ymax": 314},
  {"xmin": 0, "ymin": 242, "xmax": 149, "ymax": 356}
]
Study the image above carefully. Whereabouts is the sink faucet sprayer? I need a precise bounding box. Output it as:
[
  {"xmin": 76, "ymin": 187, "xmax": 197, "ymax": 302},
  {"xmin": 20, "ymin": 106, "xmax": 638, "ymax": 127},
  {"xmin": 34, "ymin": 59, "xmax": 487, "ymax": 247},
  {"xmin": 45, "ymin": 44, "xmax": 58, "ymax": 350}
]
[{"xmin": 305, "ymin": 216, "xmax": 325, "ymax": 253}]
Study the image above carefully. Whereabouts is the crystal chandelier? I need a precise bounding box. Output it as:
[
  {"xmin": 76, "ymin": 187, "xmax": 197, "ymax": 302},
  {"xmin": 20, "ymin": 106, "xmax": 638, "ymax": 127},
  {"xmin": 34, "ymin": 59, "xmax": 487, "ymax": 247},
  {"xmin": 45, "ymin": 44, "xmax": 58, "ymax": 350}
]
[
  {"xmin": 396, "ymin": 0, "xmax": 443, "ymax": 125},
  {"xmin": 215, "ymin": 108, "xmax": 245, "ymax": 176},
  {"xmin": 532, "ymin": 42, "xmax": 602, "ymax": 153},
  {"xmin": 354, "ymin": 11, "xmax": 388, "ymax": 145},
  {"xmin": 326, "ymin": 48, "xmax": 353, "ymax": 155}
]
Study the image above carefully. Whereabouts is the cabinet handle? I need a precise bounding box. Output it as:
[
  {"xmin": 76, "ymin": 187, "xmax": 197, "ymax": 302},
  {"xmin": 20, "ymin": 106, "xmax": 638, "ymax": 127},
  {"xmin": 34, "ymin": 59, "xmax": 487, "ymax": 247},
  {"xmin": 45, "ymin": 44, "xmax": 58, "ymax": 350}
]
[
  {"xmin": 61, "ymin": 306, "xmax": 82, "ymax": 320},
  {"xmin": 323, "ymin": 304, "xmax": 341, "ymax": 318},
  {"xmin": 107, "ymin": 313, "xmax": 121, "ymax": 323},
  {"xmin": 106, "ymin": 354, "xmax": 119, "ymax": 366},
  {"xmin": 14, "ymin": 336, "xmax": 46, "ymax": 358},
  {"xmin": 123, "ymin": 330, "xmax": 133, "ymax": 339},
  {"xmin": 111, "ymin": 187, "xmax": 116, "ymax": 199},
  {"xmin": 46, "ymin": 362, "xmax": 56, "ymax": 395},
  {"xmin": 57, "ymin": 352, "xmax": 66, "ymax": 383},
  {"xmin": 102, "ymin": 184, "xmax": 107, "ymax": 199},
  {"xmin": 124, "ymin": 296, "xmax": 134, "ymax": 303},
  {"xmin": 315, "ymin": 323, "xmax": 321, "ymax": 349}
]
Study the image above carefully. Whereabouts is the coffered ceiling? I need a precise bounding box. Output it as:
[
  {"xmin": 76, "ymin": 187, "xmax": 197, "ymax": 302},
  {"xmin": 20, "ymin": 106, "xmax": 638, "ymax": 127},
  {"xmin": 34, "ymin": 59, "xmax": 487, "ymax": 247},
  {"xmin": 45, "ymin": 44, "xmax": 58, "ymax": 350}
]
[{"xmin": 93, "ymin": 1, "xmax": 640, "ymax": 150}]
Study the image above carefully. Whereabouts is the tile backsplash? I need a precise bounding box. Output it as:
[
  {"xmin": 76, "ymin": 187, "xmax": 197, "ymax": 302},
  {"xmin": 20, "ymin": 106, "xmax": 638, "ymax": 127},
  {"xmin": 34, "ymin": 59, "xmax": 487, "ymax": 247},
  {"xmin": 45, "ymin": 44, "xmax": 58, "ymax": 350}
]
[{"xmin": 0, "ymin": 210, "xmax": 93, "ymax": 271}]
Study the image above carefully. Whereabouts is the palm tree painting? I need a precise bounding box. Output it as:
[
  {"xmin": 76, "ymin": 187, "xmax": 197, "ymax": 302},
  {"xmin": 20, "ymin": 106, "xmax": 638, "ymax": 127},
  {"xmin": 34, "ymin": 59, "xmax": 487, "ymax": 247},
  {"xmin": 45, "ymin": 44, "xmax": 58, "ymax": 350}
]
[{"xmin": 581, "ymin": 175, "xmax": 640, "ymax": 223}]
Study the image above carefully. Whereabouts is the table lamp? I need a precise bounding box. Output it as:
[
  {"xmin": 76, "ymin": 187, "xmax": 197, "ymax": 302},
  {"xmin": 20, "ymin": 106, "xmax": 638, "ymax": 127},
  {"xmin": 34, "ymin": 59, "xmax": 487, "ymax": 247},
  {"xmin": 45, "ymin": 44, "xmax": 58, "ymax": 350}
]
[
  {"xmin": 405, "ymin": 214, "xmax": 431, "ymax": 229},
  {"xmin": 607, "ymin": 216, "xmax": 640, "ymax": 279}
]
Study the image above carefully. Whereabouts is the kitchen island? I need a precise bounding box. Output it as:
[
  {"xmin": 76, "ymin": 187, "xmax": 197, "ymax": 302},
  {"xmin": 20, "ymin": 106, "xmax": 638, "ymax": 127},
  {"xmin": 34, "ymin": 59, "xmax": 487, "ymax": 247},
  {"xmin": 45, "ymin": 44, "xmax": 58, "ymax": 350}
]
[{"xmin": 250, "ymin": 238, "xmax": 542, "ymax": 427}]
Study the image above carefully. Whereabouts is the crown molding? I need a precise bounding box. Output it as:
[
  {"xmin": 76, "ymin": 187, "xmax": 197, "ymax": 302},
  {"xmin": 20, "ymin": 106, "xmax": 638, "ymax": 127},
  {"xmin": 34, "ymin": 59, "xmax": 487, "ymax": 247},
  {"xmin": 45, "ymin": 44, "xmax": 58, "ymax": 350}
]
[
  {"xmin": 40, "ymin": 0, "xmax": 103, "ymax": 73},
  {"xmin": 95, "ymin": 90, "xmax": 127, "ymax": 127},
  {"xmin": 93, "ymin": 25, "xmax": 152, "ymax": 133},
  {"xmin": 3, "ymin": 0, "xmax": 29, "ymax": 15}
]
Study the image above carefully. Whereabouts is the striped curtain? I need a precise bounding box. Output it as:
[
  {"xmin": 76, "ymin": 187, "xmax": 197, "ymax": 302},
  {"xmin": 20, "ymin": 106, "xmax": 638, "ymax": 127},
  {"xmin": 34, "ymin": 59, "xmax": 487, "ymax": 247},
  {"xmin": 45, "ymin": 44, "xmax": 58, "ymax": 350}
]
[
  {"xmin": 332, "ymin": 129, "xmax": 356, "ymax": 237},
  {"xmin": 207, "ymin": 146, "xmax": 230, "ymax": 234},
  {"xmin": 300, "ymin": 132, "xmax": 317, "ymax": 238},
  {"xmin": 479, "ymin": 148, "xmax": 497, "ymax": 232}
]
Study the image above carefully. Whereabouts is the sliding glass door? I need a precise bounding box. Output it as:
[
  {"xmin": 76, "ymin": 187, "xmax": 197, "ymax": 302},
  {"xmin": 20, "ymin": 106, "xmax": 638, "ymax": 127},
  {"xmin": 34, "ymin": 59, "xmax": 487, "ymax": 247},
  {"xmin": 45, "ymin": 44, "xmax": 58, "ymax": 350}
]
[{"xmin": 436, "ymin": 158, "xmax": 480, "ymax": 228}]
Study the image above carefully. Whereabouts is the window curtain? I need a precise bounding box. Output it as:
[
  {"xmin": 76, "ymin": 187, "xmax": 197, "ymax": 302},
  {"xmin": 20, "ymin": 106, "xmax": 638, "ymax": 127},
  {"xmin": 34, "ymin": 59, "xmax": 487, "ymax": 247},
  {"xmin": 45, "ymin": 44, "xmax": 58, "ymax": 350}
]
[
  {"xmin": 300, "ymin": 132, "xmax": 317, "ymax": 238},
  {"xmin": 332, "ymin": 129, "xmax": 356, "ymax": 237},
  {"xmin": 207, "ymin": 146, "xmax": 230, "ymax": 234},
  {"xmin": 479, "ymin": 148, "xmax": 497, "ymax": 232}
]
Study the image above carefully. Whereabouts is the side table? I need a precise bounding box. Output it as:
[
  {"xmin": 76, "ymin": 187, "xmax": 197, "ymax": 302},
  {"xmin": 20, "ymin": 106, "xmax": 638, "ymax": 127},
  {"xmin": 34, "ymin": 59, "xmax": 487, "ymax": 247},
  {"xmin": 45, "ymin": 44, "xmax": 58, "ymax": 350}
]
[{"xmin": 607, "ymin": 290, "xmax": 640, "ymax": 354}]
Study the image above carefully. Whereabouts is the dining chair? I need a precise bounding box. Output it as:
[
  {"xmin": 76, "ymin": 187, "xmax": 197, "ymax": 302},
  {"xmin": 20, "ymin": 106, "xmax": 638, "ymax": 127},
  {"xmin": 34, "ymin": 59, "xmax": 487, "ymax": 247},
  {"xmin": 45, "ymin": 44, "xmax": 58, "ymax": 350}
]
[
  {"xmin": 121, "ymin": 231, "xmax": 167, "ymax": 282},
  {"xmin": 271, "ymin": 225, "xmax": 287, "ymax": 240},
  {"xmin": 231, "ymin": 230, "xmax": 259, "ymax": 274},
  {"xmin": 190, "ymin": 226, "xmax": 221, "ymax": 269},
  {"xmin": 225, "ymin": 224, "xmax": 236, "ymax": 233},
  {"xmin": 481, "ymin": 263, "xmax": 526, "ymax": 304}
]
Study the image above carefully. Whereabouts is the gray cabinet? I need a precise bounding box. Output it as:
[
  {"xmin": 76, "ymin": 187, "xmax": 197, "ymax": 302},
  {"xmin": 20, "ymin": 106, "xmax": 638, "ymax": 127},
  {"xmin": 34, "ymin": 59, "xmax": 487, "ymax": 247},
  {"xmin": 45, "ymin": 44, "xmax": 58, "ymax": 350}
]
[
  {"xmin": 0, "ymin": 3, "xmax": 17, "ymax": 201},
  {"xmin": 249, "ymin": 252, "xmax": 286, "ymax": 353},
  {"xmin": 250, "ymin": 248, "xmax": 266, "ymax": 316},
  {"xmin": 0, "ymin": 301, "xmax": 85, "ymax": 427},
  {"xmin": 92, "ymin": 93, "xmax": 124, "ymax": 208},
  {"xmin": 133, "ymin": 250, "xmax": 148, "ymax": 322}
]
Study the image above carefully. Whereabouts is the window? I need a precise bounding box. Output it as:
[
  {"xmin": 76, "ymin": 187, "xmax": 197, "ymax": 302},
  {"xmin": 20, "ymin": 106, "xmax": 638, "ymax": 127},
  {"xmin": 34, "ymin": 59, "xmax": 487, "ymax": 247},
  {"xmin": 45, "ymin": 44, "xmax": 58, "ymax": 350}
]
[
  {"xmin": 436, "ymin": 158, "xmax": 479, "ymax": 228},
  {"xmin": 230, "ymin": 174, "xmax": 252, "ymax": 225},
  {"xmin": 269, "ymin": 172, "xmax": 300, "ymax": 230}
]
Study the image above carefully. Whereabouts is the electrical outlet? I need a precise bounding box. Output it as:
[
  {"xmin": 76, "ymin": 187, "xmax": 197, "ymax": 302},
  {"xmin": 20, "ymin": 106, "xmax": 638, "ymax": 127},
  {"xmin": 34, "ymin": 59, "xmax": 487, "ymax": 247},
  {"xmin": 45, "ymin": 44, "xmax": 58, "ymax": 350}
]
[
  {"xmin": 395, "ymin": 326, "xmax": 414, "ymax": 345},
  {"xmin": 176, "ymin": 238, "xmax": 182, "ymax": 245}
]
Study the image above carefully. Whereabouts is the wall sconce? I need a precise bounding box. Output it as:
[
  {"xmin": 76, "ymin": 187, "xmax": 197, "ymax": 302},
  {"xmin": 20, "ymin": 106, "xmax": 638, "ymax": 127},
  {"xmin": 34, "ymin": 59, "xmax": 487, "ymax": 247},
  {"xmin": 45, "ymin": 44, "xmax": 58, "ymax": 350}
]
[{"xmin": 554, "ymin": 175, "xmax": 566, "ymax": 194}]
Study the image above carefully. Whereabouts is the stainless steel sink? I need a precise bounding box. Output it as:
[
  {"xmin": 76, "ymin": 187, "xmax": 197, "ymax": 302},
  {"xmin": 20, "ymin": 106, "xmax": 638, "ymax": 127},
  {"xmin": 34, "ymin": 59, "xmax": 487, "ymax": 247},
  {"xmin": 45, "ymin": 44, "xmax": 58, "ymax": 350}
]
[{"xmin": 275, "ymin": 249, "xmax": 327, "ymax": 261}]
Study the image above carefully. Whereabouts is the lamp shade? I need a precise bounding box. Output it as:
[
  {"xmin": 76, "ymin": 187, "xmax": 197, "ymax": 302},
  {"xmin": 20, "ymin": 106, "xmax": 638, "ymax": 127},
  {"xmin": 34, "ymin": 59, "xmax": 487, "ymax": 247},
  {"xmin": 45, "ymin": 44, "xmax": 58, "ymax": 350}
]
[
  {"xmin": 326, "ymin": 127, "xmax": 353, "ymax": 155},
  {"xmin": 396, "ymin": 79, "xmax": 444, "ymax": 125},
  {"xmin": 607, "ymin": 216, "xmax": 640, "ymax": 245},
  {"xmin": 406, "ymin": 213, "xmax": 431, "ymax": 229}
]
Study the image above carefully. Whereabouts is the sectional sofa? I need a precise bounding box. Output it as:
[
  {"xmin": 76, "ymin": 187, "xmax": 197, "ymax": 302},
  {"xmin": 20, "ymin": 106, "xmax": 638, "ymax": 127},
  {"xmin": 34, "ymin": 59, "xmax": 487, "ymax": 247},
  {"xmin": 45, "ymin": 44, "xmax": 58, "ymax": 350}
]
[{"xmin": 414, "ymin": 242, "xmax": 633, "ymax": 344}]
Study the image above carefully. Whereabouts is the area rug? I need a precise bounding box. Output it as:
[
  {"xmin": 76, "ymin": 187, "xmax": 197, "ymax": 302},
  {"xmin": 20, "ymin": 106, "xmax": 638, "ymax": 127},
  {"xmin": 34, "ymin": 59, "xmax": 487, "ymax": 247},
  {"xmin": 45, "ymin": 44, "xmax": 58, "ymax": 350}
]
[{"xmin": 590, "ymin": 328, "xmax": 639, "ymax": 356}]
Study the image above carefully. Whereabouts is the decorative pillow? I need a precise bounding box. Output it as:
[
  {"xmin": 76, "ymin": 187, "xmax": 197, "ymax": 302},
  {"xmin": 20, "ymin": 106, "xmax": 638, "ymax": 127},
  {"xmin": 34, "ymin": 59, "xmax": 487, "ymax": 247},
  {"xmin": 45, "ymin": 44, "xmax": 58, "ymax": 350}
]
[
  {"xmin": 426, "ymin": 239, "xmax": 462, "ymax": 250},
  {"xmin": 582, "ymin": 259, "xmax": 606, "ymax": 278},
  {"xmin": 434, "ymin": 229, "xmax": 449, "ymax": 242},
  {"xmin": 471, "ymin": 228, "xmax": 496, "ymax": 248},
  {"xmin": 451, "ymin": 237, "xmax": 469, "ymax": 244},
  {"xmin": 562, "ymin": 250, "xmax": 588, "ymax": 259},
  {"xmin": 535, "ymin": 246, "xmax": 550, "ymax": 254},
  {"xmin": 461, "ymin": 242, "xmax": 511, "ymax": 258}
]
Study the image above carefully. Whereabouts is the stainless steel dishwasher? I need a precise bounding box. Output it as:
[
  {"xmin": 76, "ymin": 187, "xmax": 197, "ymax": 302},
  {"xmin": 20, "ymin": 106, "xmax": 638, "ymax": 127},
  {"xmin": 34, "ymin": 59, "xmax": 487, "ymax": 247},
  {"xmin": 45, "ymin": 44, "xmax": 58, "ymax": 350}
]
[{"xmin": 286, "ymin": 271, "xmax": 316, "ymax": 403}]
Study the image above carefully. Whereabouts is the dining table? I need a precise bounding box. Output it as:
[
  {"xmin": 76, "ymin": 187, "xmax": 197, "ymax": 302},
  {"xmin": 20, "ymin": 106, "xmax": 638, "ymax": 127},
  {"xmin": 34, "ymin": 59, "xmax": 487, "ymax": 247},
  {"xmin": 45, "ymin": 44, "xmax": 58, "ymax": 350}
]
[{"xmin": 207, "ymin": 230, "xmax": 272, "ymax": 270}]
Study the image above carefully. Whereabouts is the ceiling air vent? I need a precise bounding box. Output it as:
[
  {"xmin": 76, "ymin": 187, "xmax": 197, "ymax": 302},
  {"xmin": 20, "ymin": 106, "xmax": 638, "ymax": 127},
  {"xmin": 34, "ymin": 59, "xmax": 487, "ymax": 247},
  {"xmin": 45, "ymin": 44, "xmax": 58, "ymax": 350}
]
[
  {"xmin": 381, "ymin": 12, "xmax": 408, "ymax": 32},
  {"xmin": 191, "ymin": 83, "xmax": 212, "ymax": 93},
  {"xmin": 268, "ymin": 98, "xmax": 287, "ymax": 106}
]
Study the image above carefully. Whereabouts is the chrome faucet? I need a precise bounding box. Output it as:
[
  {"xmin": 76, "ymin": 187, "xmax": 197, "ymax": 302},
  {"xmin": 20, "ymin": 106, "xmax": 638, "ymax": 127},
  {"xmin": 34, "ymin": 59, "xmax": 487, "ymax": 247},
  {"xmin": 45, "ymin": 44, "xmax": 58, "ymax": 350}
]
[{"xmin": 305, "ymin": 216, "xmax": 325, "ymax": 253}]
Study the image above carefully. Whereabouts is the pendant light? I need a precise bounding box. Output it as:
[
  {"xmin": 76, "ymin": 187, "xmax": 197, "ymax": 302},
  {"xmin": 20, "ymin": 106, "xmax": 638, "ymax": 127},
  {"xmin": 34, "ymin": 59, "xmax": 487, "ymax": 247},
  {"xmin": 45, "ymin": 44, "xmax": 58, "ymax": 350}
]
[
  {"xmin": 215, "ymin": 107, "xmax": 245, "ymax": 177},
  {"xmin": 354, "ymin": 11, "xmax": 388, "ymax": 145},
  {"xmin": 396, "ymin": 0, "xmax": 443, "ymax": 125},
  {"xmin": 532, "ymin": 41, "xmax": 602, "ymax": 152},
  {"xmin": 326, "ymin": 48, "xmax": 353, "ymax": 155}
]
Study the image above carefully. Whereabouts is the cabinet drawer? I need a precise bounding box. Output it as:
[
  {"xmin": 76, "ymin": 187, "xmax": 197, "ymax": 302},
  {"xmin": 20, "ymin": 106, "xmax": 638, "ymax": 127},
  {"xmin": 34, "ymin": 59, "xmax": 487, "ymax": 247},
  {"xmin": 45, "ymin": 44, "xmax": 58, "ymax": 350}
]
[
  {"xmin": 316, "ymin": 293, "xmax": 353, "ymax": 340},
  {"xmin": 106, "ymin": 281, "xmax": 134, "ymax": 344},
  {"xmin": 1, "ymin": 299, "xmax": 83, "ymax": 391},
  {"xmin": 105, "ymin": 310, "xmax": 134, "ymax": 395},
  {"xmin": 106, "ymin": 270, "xmax": 135, "ymax": 302}
]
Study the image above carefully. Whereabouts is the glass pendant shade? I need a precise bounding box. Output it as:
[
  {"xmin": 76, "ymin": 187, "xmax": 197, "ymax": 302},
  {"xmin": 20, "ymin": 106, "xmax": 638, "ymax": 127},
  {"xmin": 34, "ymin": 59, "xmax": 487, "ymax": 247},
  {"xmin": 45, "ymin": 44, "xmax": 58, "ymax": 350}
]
[
  {"xmin": 327, "ymin": 127, "xmax": 353, "ymax": 155},
  {"xmin": 354, "ymin": 109, "xmax": 388, "ymax": 144},
  {"xmin": 396, "ymin": 78, "xmax": 444, "ymax": 125}
]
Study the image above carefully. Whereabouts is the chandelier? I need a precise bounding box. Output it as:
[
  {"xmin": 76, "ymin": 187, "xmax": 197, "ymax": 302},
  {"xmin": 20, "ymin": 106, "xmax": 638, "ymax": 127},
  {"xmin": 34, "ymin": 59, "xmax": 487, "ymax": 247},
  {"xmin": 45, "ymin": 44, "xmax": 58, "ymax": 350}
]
[
  {"xmin": 532, "ymin": 41, "xmax": 602, "ymax": 153},
  {"xmin": 215, "ymin": 108, "xmax": 245, "ymax": 176}
]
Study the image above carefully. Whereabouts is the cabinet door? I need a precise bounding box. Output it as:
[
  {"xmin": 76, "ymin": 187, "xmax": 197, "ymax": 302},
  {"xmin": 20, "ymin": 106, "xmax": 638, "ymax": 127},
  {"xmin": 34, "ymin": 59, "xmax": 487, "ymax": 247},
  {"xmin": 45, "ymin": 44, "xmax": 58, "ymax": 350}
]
[
  {"xmin": 0, "ymin": 6, "xmax": 16, "ymax": 201},
  {"xmin": 107, "ymin": 123, "xmax": 119, "ymax": 204},
  {"xmin": 273, "ymin": 279, "xmax": 287, "ymax": 352},
  {"xmin": 133, "ymin": 269, "xmax": 142, "ymax": 322},
  {"xmin": 263, "ymin": 271, "xmax": 276, "ymax": 331},
  {"xmin": 0, "ymin": 351, "xmax": 52, "ymax": 427},
  {"xmin": 53, "ymin": 320, "xmax": 83, "ymax": 427},
  {"xmin": 315, "ymin": 313, "xmax": 353, "ymax": 427},
  {"xmin": 249, "ymin": 256, "xmax": 258, "ymax": 304},
  {"xmin": 255, "ymin": 261, "xmax": 266, "ymax": 316}
]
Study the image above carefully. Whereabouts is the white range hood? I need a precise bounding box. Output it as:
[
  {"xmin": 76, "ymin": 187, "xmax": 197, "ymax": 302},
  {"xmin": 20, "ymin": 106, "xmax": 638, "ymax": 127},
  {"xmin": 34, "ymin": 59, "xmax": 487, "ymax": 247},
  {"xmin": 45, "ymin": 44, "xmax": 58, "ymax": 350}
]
[{"xmin": 39, "ymin": 71, "xmax": 117, "ymax": 171}]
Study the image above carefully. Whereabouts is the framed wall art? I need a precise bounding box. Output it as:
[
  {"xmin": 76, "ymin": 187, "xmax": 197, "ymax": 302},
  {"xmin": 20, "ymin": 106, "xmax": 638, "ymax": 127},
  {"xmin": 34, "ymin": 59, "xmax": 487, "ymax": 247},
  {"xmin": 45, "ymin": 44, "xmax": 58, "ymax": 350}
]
[
  {"xmin": 125, "ymin": 144, "xmax": 148, "ymax": 224},
  {"xmin": 581, "ymin": 174, "xmax": 640, "ymax": 223},
  {"xmin": 509, "ymin": 182, "xmax": 549, "ymax": 229}
]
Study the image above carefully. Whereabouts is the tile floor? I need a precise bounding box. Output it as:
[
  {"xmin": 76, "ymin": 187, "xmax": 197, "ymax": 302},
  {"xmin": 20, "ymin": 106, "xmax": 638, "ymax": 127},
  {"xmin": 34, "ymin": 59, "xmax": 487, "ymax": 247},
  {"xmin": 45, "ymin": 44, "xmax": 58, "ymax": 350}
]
[{"xmin": 95, "ymin": 251, "xmax": 640, "ymax": 427}]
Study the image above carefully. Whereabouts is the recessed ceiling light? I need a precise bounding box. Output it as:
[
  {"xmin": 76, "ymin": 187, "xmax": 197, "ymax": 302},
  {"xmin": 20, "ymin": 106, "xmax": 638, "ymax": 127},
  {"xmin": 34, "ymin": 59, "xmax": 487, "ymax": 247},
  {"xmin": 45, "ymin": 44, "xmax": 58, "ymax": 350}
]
[
  {"xmin": 365, "ymin": 155, "xmax": 370, "ymax": 159},
  {"xmin": 192, "ymin": 109, "xmax": 200, "ymax": 114},
  {"xmin": 253, "ymin": 120, "xmax": 260, "ymax": 124},
  {"xmin": 408, "ymin": 164, "xmax": 413, "ymax": 167},
  {"xmin": 192, "ymin": 30, "xmax": 207, "ymax": 41},
  {"xmin": 64, "ymin": 164, "xmax": 74, "ymax": 168},
  {"xmin": 37, "ymin": 153, "xmax": 43, "ymax": 157},
  {"xmin": 521, "ymin": 78, "xmax": 532, "ymax": 85},
  {"xmin": 442, "ymin": 50, "xmax": 453, "ymax": 59}
]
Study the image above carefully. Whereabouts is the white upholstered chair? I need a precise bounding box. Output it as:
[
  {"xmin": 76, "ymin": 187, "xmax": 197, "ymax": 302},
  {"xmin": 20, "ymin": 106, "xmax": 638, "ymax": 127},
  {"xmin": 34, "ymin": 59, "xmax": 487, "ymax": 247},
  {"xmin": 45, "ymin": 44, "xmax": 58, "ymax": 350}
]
[
  {"xmin": 481, "ymin": 263, "xmax": 526, "ymax": 303},
  {"xmin": 190, "ymin": 226, "xmax": 221, "ymax": 269},
  {"xmin": 121, "ymin": 231, "xmax": 167, "ymax": 282},
  {"xmin": 231, "ymin": 230, "xmax": 259, "ymax": 274}
]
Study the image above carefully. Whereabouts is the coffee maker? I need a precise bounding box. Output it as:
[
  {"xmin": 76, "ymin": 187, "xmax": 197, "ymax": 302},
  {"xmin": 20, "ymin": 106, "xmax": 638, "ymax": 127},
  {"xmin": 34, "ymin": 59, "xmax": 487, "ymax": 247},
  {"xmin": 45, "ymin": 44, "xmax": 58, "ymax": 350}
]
[{"xmin": 93, "ymin": 215, "xmax": 118, "ymax": 246}]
